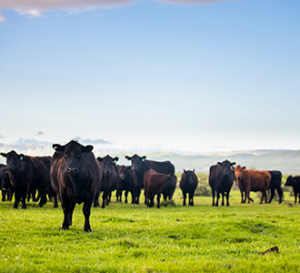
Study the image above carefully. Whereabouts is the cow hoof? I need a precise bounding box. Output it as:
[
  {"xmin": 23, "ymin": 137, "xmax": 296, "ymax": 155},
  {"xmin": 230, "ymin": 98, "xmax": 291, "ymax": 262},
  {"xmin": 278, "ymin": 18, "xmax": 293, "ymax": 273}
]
[{"xmin": 84, "ymin": 229, "xmax": 92, "ymax": 233}]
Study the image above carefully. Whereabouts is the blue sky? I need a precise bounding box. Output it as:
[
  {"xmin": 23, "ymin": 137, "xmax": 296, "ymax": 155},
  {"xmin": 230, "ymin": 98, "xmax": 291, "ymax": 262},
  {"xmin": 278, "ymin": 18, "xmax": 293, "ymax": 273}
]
[{"xmin": 0, "ymin": 0, "xmax": 299, "ymax": 153}]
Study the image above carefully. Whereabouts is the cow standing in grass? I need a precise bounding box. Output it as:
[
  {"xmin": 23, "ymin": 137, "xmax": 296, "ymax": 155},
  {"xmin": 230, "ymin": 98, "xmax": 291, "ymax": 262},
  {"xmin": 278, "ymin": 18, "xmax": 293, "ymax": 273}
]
[
  {"xmin": 116, "ymin": 165, "xmax": 135, "ymax": 203},
  {"xmin": 125, "ymin": 154, "xmax": 176, "ymax": 204},
  {"xmin": 285, "ymin": 175, "xmax": 300, "ymax": 204},
  {"xmin": 143, "ymin": 169, "xmax": 174, "ymax": 208},
  {"xmin": 94, "ymin": 155, "xmax": 118, "ymax": 208},
  {"xmin": 233, "ymin": 165, "xmax": 271, "ymax": 204},
  {"xmin": 209, "ymin": 160, "xmax": 235, "ymax": 206},
  {"xmin": 0, "ymin": 164, "xmax": 13, "ymax": 201},
  {"xmin": 50, "ymin": 141, "xmax": 102, "ymax": 232},
  {"xmin": 179, "ymin": 169, "xmax": 198, "ymax": 206},
  {"xmin": 0, "ymin": 151, "xmax": 50, "ymax": 209},
  {"xmin": 267, "ymin": 170, "xmax": 283, "ymax": 204}
]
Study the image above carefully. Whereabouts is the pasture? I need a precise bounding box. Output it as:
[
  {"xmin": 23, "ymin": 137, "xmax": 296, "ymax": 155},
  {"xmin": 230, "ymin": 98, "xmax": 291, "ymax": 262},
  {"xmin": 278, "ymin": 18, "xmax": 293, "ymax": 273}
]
[{"xmin": 0, "ymin": 174, "xmax": 299, "ymax": 273}]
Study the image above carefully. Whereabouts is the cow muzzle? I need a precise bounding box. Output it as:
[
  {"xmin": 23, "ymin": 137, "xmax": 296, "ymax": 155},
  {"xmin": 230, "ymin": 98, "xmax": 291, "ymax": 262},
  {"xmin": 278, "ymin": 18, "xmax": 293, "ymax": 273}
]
[{"xmin": 67, "ymin": 167, "xmax": 77, "ymax": 175}]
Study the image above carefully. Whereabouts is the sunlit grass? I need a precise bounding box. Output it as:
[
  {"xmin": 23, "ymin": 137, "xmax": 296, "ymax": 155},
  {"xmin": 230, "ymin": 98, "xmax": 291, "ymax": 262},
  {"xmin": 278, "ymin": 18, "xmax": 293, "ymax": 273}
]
[{"xmin": 0, "ymin": 176, "xmax": 299, "ymax": 272}]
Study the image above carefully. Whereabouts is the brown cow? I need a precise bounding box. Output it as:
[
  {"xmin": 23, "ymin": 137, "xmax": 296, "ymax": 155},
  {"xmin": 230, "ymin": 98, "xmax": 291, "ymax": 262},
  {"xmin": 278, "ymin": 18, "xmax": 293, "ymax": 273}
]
[
  {"xmin": 233, "ymin": 165, "xmax": 271, "ymax": 204},
  {"xmin": 143, "ymin": 169, "xmax": 173, "ymax": 208}
]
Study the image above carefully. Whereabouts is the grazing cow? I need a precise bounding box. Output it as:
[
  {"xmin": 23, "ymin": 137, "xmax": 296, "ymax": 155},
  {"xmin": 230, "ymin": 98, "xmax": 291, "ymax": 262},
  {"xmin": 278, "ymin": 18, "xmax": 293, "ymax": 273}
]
[
  {"xmin": 267, "ymin": 170, "xmax": 283, "ymax": 204},
  {"xmin": 285, "ymin": 176, "xmax": 300, "ymax": 204},
  {"xmin": 233, "ymin": 165, "xmax": 271, "ymax": 204},
  {"xmin": 0, "ymin": 164, "xmax": 13, "ymax": 201},
  {"xmin": 143, "ymin": 169, "xmax": 173, "ymax": 208},
  {"xmin": 209, "ymin": 160, "xmax": 235, "ymax": 206},
  {"xmin": 180, "ymin": 169, "xmax": 198, "ymax": 206},
  {"xmin": 125, "ymin": 154, "xmax": 176, "ymax": 204},
  {"xmin": 50, "ymin": 141, "xmax": 102, "ymax": 232},
  {"xmin": 0, "ymin": 151, "xmax": 50, "ymax": 209},
  {"xmin": 94, "ymin": 155, "xmax": 118, "ymax": 208},
  {"xmin": 116, "ymin": 165, "xmax": 135, "ymax": 203}
]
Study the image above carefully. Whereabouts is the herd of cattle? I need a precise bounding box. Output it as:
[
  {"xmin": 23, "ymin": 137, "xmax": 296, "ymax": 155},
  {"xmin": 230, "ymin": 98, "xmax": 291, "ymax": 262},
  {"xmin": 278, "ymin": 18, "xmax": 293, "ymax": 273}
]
[{"xmin": 0, "ymin": 140, "xmax": 299, "ymax": 232}]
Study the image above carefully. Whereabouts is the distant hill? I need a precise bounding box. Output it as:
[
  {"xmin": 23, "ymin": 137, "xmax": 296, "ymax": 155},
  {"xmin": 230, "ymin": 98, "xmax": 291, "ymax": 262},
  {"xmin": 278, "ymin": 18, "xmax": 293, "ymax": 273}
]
[{"xmin": 0, "ymin": 143, "xmax": 299, "ymax": 174}]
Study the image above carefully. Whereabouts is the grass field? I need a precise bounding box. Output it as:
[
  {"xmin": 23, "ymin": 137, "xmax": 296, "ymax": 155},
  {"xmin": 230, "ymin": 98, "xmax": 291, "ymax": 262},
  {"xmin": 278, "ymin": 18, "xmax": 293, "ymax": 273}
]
[{"xmin": 0, "ymin": 175, "xmax": 299, "ymax": 272}]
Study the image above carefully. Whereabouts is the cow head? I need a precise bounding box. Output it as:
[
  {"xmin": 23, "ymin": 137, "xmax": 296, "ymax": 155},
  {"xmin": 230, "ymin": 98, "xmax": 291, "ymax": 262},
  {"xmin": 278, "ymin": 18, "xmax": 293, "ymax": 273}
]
[
  {"xmin": 183, "ymin": 169, "xmax": 196, "ymax": 185},
  {"xmin": 97, "ymin": 155, "xmax": 118, "ymax": 176},
  {"xmin": 52, "ymin": 140, "xmax": 93, "ymax": 176},
  {"xmin": 285, "ymin": 175, "xmax": 294, "ymax": 187},
  {"xmin": 118, "ymin": 165, "xmax": 129, "ymax": 180},
  {"xmin": 0, "ymin": 150, "xmax": 25, "ymax": 174},
  {"xmin": 125, "ymin": 154, "xmax": 146, "ymax": 173}
]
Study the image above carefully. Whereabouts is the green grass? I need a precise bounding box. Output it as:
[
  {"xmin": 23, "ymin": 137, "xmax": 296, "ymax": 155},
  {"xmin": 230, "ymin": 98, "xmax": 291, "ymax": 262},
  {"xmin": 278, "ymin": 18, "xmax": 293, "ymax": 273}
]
[{"xmin": 0, "ymin": 178, "xmax": 299, "ymax": 272}]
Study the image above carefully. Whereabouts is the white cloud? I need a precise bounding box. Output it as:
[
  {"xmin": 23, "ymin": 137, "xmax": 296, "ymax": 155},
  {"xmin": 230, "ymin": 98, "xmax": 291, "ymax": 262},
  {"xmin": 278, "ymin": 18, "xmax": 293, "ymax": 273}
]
[
  {"xmin": 18, "ymin": 9, "xmax": 43, "ymax": 17},
  {"xmin": 0, "ymin": 12, "xmax": 6, "ymax": 22}
]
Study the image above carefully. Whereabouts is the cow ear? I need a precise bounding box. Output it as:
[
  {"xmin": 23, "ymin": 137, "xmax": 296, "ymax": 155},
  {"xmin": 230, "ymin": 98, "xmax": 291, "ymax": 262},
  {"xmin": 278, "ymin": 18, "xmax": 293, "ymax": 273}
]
[
  {"xmin": 113, "ymin": 157, "xmax": 119, "ymax": 163},
  {"xmin": 141, "ymin": 156, "xmax": 146, "ymax": 162},
  {"xmin": 0, "ymin": 153, "xmax": 7, "ymax": 158},
  {"xmin": 183, "ymin": 169, "xmax": 187, "ymax": 173},
  {"xmin": 231, "ymin": 162, "xmax": 236, "ymax": 166},
  {"xmin": 125, "ymin": 156, "xmax": 131, "ymax": 161},
  {"xmin": 19, "ymin": 154, "xmax": 25, "ymax": 160},
  {"xmin": 97, "ymin": 157, "xmax": 103, "ymax": 162},
  {"xmin": 242, "ymin": 166, "xmax": 246, "ymax": 170},
  {"xmin": 193, "ymin": 169, "xmax": 195, "ymax": 173},
  {"xmin": 217, "ymin": 162, "xmax": 222, "ymax": 166},
  {"xmin": 53, "ymin": 144, "xmax": 65, "ymax": 152},
  {"xmin": 82, "ymin": 145, "xmax": 93, "ymax": 153}
]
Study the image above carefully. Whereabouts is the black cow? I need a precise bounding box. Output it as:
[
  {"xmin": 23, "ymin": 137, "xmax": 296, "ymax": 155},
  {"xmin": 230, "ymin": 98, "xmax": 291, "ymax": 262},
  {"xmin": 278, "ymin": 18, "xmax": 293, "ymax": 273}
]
[
  {"xmin": 50, "ymin": 140, "xmax": 102, "ymax": 232},
  {"xmin": 285, "ymin": 175, "xmax": 300, "ymax": 204},
  {"xmin": 267, "ymin": 170, "xmax": 283, "ymax": 204},
  {"xmin": 116, "ymin": 165, "xmax": 135, "ymax": 203},
  {"xmin": 94, "ymin": 155, "xmax": 118, "ymax": 209},
  {"xmin": 179, "ymin": 169, "xmax": 198, "ymax": 206},
  {"xmin": 0, "ymin": 151, "xmax": 50, "ymax": 209},
  {"xmin": 0, "ymin": 164, "xmax": 13, "ymax": 201},
  {"xmin": 125, "ymin": 154, "xmax": 176, "ymax": 204},
  {"xmin": 209, "ymin": 160, "xmax": 235, "ymax": 206}
]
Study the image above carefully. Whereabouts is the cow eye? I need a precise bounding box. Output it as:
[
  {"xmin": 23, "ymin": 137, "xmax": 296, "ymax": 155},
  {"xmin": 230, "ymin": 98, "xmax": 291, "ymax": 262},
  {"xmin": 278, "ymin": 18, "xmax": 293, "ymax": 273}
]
[
  {"xmin": 64, "ymin": 154, "xmax": 68, "ymax": 159},
  {"xmin": 78, "ymin": 154, "xmax": 81, "ymax": 158}
]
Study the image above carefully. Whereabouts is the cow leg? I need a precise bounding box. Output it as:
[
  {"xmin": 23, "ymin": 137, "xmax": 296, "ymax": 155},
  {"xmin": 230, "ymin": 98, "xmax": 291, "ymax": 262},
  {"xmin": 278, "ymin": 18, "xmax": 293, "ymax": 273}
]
[
  {"xmin": 157, "ymin": 193, "xmax": 161, "ymax": 209},
  {"xmin": 13, "ymin": 191, "xmax": 21, "ymax": 209},
  {"xmin": 68, "ymin": 202, "xmax": 76, "ymax": 226},
  {"xmin": 189, "ymin": 192, "xmax": 194, "ymax": 206},
  {"xmin": 38, "ymin": 188, "xmax": 47, "ymax": 207},
  {"xmin": 106, "ymin": 191, "xmax": 111, "ymax": 205},
  {"xmin": 61, "ymin": 199, "xmax": 72, "ymax": 230},
  {"xmin": 221, "ymin": 193, "xmax": 225, "ymax": 206},
  {"xmin": 53, "ymin": 193, "xmax": 58, "ymax": 208},
  {"xmin": 259, "ymin": 191, "xmax": 264, "ymax": 204},
  {"xmin": 21, "ymin": 190, "xmax": 27, "ymax": 209},
  {"xmin": 130, "ymin": 191, "xmax": 135, "ymax": 204},
  {"xmin": 277, "ymin": 188, "xmax": 283, "ymax": 204},
  {"xmin": 268, "ymin": 188, "xmax": 275, "ymax": 203},
  {"xmin": 211, "ymin": 189, "xmax": 215, "ymax": 206},
  {"xmin": 1, "ymin": 190, "xmax": 5, "ymax": 201},
  {"xmin": 136, "ymin": 188, "xmax": 141, "ymax": 205},
  {"xmin": 183, "ymin": 192, "xmax": 186, "ymax": 206},
  {"xmin": 216, "ymin": 192, "xmax": 220, "ymax": 206},
  {"xmin": 149, "ymin": 193, "xmax": 154, "ymax": 207},
  {"xmin": 83, "ymin": 200, "xmax": 93, "ymax": 232},
  {"xmin": 93, "ymin": 191, "xmax": 100, "ymax": 208},
  {"xmin": 240, "ymin": 190, "xmax": 244, "ymax": 203},
  {"xmin": 102, "ymin": 191, "xmax": 107, "ymax": 209},
  {"xmin": 298, "ymin": 193, "xmax": 300, "ymax": 204},
  {"xmin": 226, "ymin": 191, "xmax": 230, "ymax": 206},
  {"xmin": 144, "ymin": 190, "xmax": 148, "ymax": 205}
]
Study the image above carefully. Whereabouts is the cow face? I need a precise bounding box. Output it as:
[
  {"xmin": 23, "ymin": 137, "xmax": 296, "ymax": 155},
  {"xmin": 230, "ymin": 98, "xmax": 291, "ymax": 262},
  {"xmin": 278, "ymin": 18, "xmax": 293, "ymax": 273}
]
[
  {"xmin": 97, "ymin": 155, "xmax": 118, "ymax": 176},
  {"xmin": 125, "ymin": 154, "xmax": 146, "ymax": 173},
  {"xmin": 52, "ymin": 141, "xmax": 93, "ymax": 176},
  {"xmin": 0, "ymin": 151, "xmax": 24, "ymax": 174},
  {"xmin": 118, "ymin": 165, "xmax": 128, "ymax": 180},
  {"xmin": 285, "ymin": 176, "xmax": 294, "ymax": 187},
  {"xmin": 184, "ymin": 169, "xmax": 196, "ymax": 185}
]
